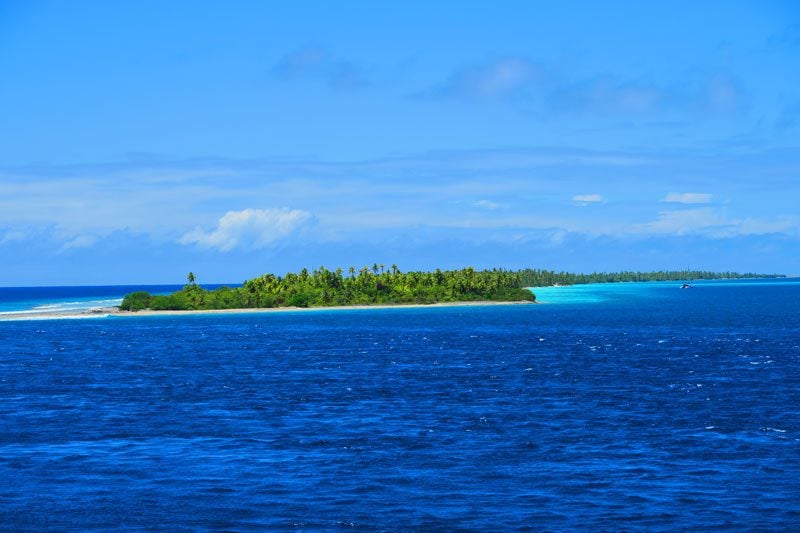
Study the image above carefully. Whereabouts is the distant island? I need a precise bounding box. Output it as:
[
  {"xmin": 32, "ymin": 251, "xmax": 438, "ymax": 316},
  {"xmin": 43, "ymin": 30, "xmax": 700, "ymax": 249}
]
[
  {"xmin": 118, "ymin": 266, "xmax": 783, "ymax": 312},
  {"xmin": 517, "ymin": 268, "xmax": 783, "ymax": 287}
]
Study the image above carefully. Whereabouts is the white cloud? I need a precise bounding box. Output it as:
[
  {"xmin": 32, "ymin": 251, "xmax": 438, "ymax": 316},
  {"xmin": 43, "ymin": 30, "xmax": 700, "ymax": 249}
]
[
  {"xmin": 641, "ymin": 208, "xmax": 727, "ymax": 235},
  {"xmin": 1, "ymin": 148, "xmax": 797, "ymax": 255},
  {"xmin": 663, "ymin": 192, "xmax": 713, "ymax": 204},
  {"xmin": 573, "ymin": 194, "xmax": 604, "ymax": 205},
  {"xmin": 180, "ymin": 208, "xmax": 312, "ymax": 251},
  {"xmin": 0, "ymin": 229, "xmax": 27, "ymax": 245},
  {"xmin": 57, "ymin": 235, "xmax": 97, "ymax": 253},
  {"xmin": 636, "ymin": 208, "xmax": 798, "ymax": 237},
  {"xmin": 715, "ymin": 217, "xmax": 798, "ymax": 237},
  {"xmin": 473, "ymin": 199, "xmax": 506, "ymax": 210}
]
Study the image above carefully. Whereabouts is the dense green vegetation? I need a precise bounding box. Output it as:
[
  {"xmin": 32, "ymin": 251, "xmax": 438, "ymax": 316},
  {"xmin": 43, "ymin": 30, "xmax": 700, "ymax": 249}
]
[
  {"xmin": 119, "ymin": 266, "xmax": 534, "ymax": 311},
  {"xmin": 119, "ymin": 266, "xmax": 784, "ymax": 312},
  {"xmin": 517, "ymin": 269, "xmax": 783, "ymax": 287}
]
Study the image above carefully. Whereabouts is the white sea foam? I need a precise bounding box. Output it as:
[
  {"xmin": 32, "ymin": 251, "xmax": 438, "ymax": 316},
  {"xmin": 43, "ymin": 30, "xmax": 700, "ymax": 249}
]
[
  {"xmin": 0, "ymin": 313, "xmax": 110, "ymax": 322},
  {"xmin": 0, "ymin": 295, "xmax": 122, "ymax": 321},
  {"xmin": 0, "ymin": 297, "xmax": 122, "ymax": 317},
  {"xmin": 0, "ymin": 309, "xmax": 45, "ymax": 316},
  {"xmin": 31, "ymin": 298, "xmax": 122, "ymax": 311}
]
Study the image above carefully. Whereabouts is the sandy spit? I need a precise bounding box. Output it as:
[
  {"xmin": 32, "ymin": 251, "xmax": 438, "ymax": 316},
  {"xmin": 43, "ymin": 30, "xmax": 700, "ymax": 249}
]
[{"xmin": 1, "ymin": 301, "xmax": 536, "ymax": 321}]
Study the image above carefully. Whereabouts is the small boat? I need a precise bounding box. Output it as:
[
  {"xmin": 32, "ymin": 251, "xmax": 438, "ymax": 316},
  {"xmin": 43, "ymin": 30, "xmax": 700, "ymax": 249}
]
[{"xmin": 680, "ymin": 266, "xmax": 692, "ymax": 289}]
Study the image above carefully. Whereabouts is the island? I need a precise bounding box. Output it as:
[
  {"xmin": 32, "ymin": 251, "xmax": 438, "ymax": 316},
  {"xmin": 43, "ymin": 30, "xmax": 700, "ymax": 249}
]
[
  {"xmin": 119, "ymin": 265, "xmax": 783, "ymax": 313},
  {"xmin": 120, "ymin": 266, "xmax": 535, "ymax": 311}
]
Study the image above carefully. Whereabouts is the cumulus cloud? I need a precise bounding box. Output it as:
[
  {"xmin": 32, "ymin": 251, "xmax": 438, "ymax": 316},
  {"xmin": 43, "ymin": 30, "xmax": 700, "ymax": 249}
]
[
  {"xmin": 573, "ymin": 194, "xmax": 604, "ymax": 205},
  {"xmin": 663, "ymin": 192, "xmax": 713, "ymax": 204},
  {"xmin": 180, "ymin": 208, "xmax": 312, "ymax": 251}
]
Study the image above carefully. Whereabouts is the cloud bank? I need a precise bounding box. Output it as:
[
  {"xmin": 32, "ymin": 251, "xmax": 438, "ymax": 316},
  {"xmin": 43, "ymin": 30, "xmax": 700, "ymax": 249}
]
[
  {"xmin": 638, "ymin": 208, "xmax": 797, "ymax": 238},
  {"xmin": 180, "ymin": 208, "xmax": 312, "ymax": 251},
  {"xmin": 1, "ymin": 146, "xmax": 797, "ymax": 279}
]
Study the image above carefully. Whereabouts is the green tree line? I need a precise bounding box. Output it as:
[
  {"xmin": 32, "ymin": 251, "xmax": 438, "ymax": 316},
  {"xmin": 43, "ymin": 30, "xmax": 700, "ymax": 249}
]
[
  {"xmin": 119, "ymin": 266, "xmax": 783, "ymax": 312},
  {"xmin": 516, "ymin": 269, "xmax": 782, "ymax": 287},
  {"xmin": 120, "ymin": 266, "xmax": 534, "ymax": 311}
]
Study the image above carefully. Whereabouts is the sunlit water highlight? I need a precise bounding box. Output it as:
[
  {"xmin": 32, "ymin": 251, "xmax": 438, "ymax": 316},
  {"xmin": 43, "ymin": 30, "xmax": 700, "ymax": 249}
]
[{"xmin": 0, "ymin": 279, "xmax": 798, "ymax": 529}]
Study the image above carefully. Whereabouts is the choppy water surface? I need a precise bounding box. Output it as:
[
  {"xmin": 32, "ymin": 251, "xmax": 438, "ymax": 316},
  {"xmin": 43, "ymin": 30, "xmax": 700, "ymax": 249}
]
[{"xmin": 1, "ymin": 279, "xmax": 799, "ymax": 529}]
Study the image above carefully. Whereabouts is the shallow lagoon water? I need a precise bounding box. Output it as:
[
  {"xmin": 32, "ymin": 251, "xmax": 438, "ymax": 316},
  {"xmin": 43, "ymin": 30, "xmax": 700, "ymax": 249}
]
[
  {"xmin": 0, "ymin": 279, "xmax": 798, "ymax": 529},
  {"xmin": 530, "ymin": 278, "xmax": 800, "ymax": 306}
]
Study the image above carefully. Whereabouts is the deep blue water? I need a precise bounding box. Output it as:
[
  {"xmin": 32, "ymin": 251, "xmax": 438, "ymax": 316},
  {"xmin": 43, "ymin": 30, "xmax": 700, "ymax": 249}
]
[{"xmin": 1, "ymin": 279, "xmax": 799, "ymax": 530}]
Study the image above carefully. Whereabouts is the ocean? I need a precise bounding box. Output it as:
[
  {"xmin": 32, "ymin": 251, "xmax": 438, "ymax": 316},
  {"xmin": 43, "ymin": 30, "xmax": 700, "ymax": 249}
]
[
  {"xmin": 0, "ymin": 284, "xmax": 228, "ymax": 318},
  {"xmin": 0, "ymin": 279, "xmax": 798, "ymax": 529}
]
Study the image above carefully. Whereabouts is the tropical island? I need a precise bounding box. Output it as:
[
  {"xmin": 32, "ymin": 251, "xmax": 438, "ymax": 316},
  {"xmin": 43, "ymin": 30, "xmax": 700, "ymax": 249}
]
[
  {"xmin": 120, "ymin": 266, "xmax": 534, "ymax": 311},
  {"xmin": 118, "ymin": 265, "xmax": 782, "ymax": 312}
]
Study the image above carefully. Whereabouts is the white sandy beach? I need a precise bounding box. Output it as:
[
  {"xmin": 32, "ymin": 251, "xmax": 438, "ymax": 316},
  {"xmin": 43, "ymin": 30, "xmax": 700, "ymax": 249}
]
[{"xmin": 0, "ymin": 300, "xmax": 536, "ymax": 321}]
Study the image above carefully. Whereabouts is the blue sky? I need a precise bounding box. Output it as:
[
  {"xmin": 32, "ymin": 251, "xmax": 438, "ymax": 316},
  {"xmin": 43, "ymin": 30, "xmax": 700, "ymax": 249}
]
[{"xmin": 1, "ymin": 1, "xmax": 799, "ymax": 284}]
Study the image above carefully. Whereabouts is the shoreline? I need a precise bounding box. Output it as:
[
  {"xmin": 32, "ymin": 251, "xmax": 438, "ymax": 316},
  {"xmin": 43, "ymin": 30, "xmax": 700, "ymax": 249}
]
[{"xmin": 0, "ymin": 300, "xmax": 536, "ymax": 321}]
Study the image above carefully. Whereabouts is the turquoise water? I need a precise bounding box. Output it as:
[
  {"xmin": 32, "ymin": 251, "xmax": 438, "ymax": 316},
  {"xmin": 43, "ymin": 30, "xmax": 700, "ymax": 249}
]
[
  {"xmin": 0, "ymin": 279, "xmax": 798, "ymax": 529},
  {"xmin": 531, "ymin": 278, "xmax": 800, "ymax": 305}
]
